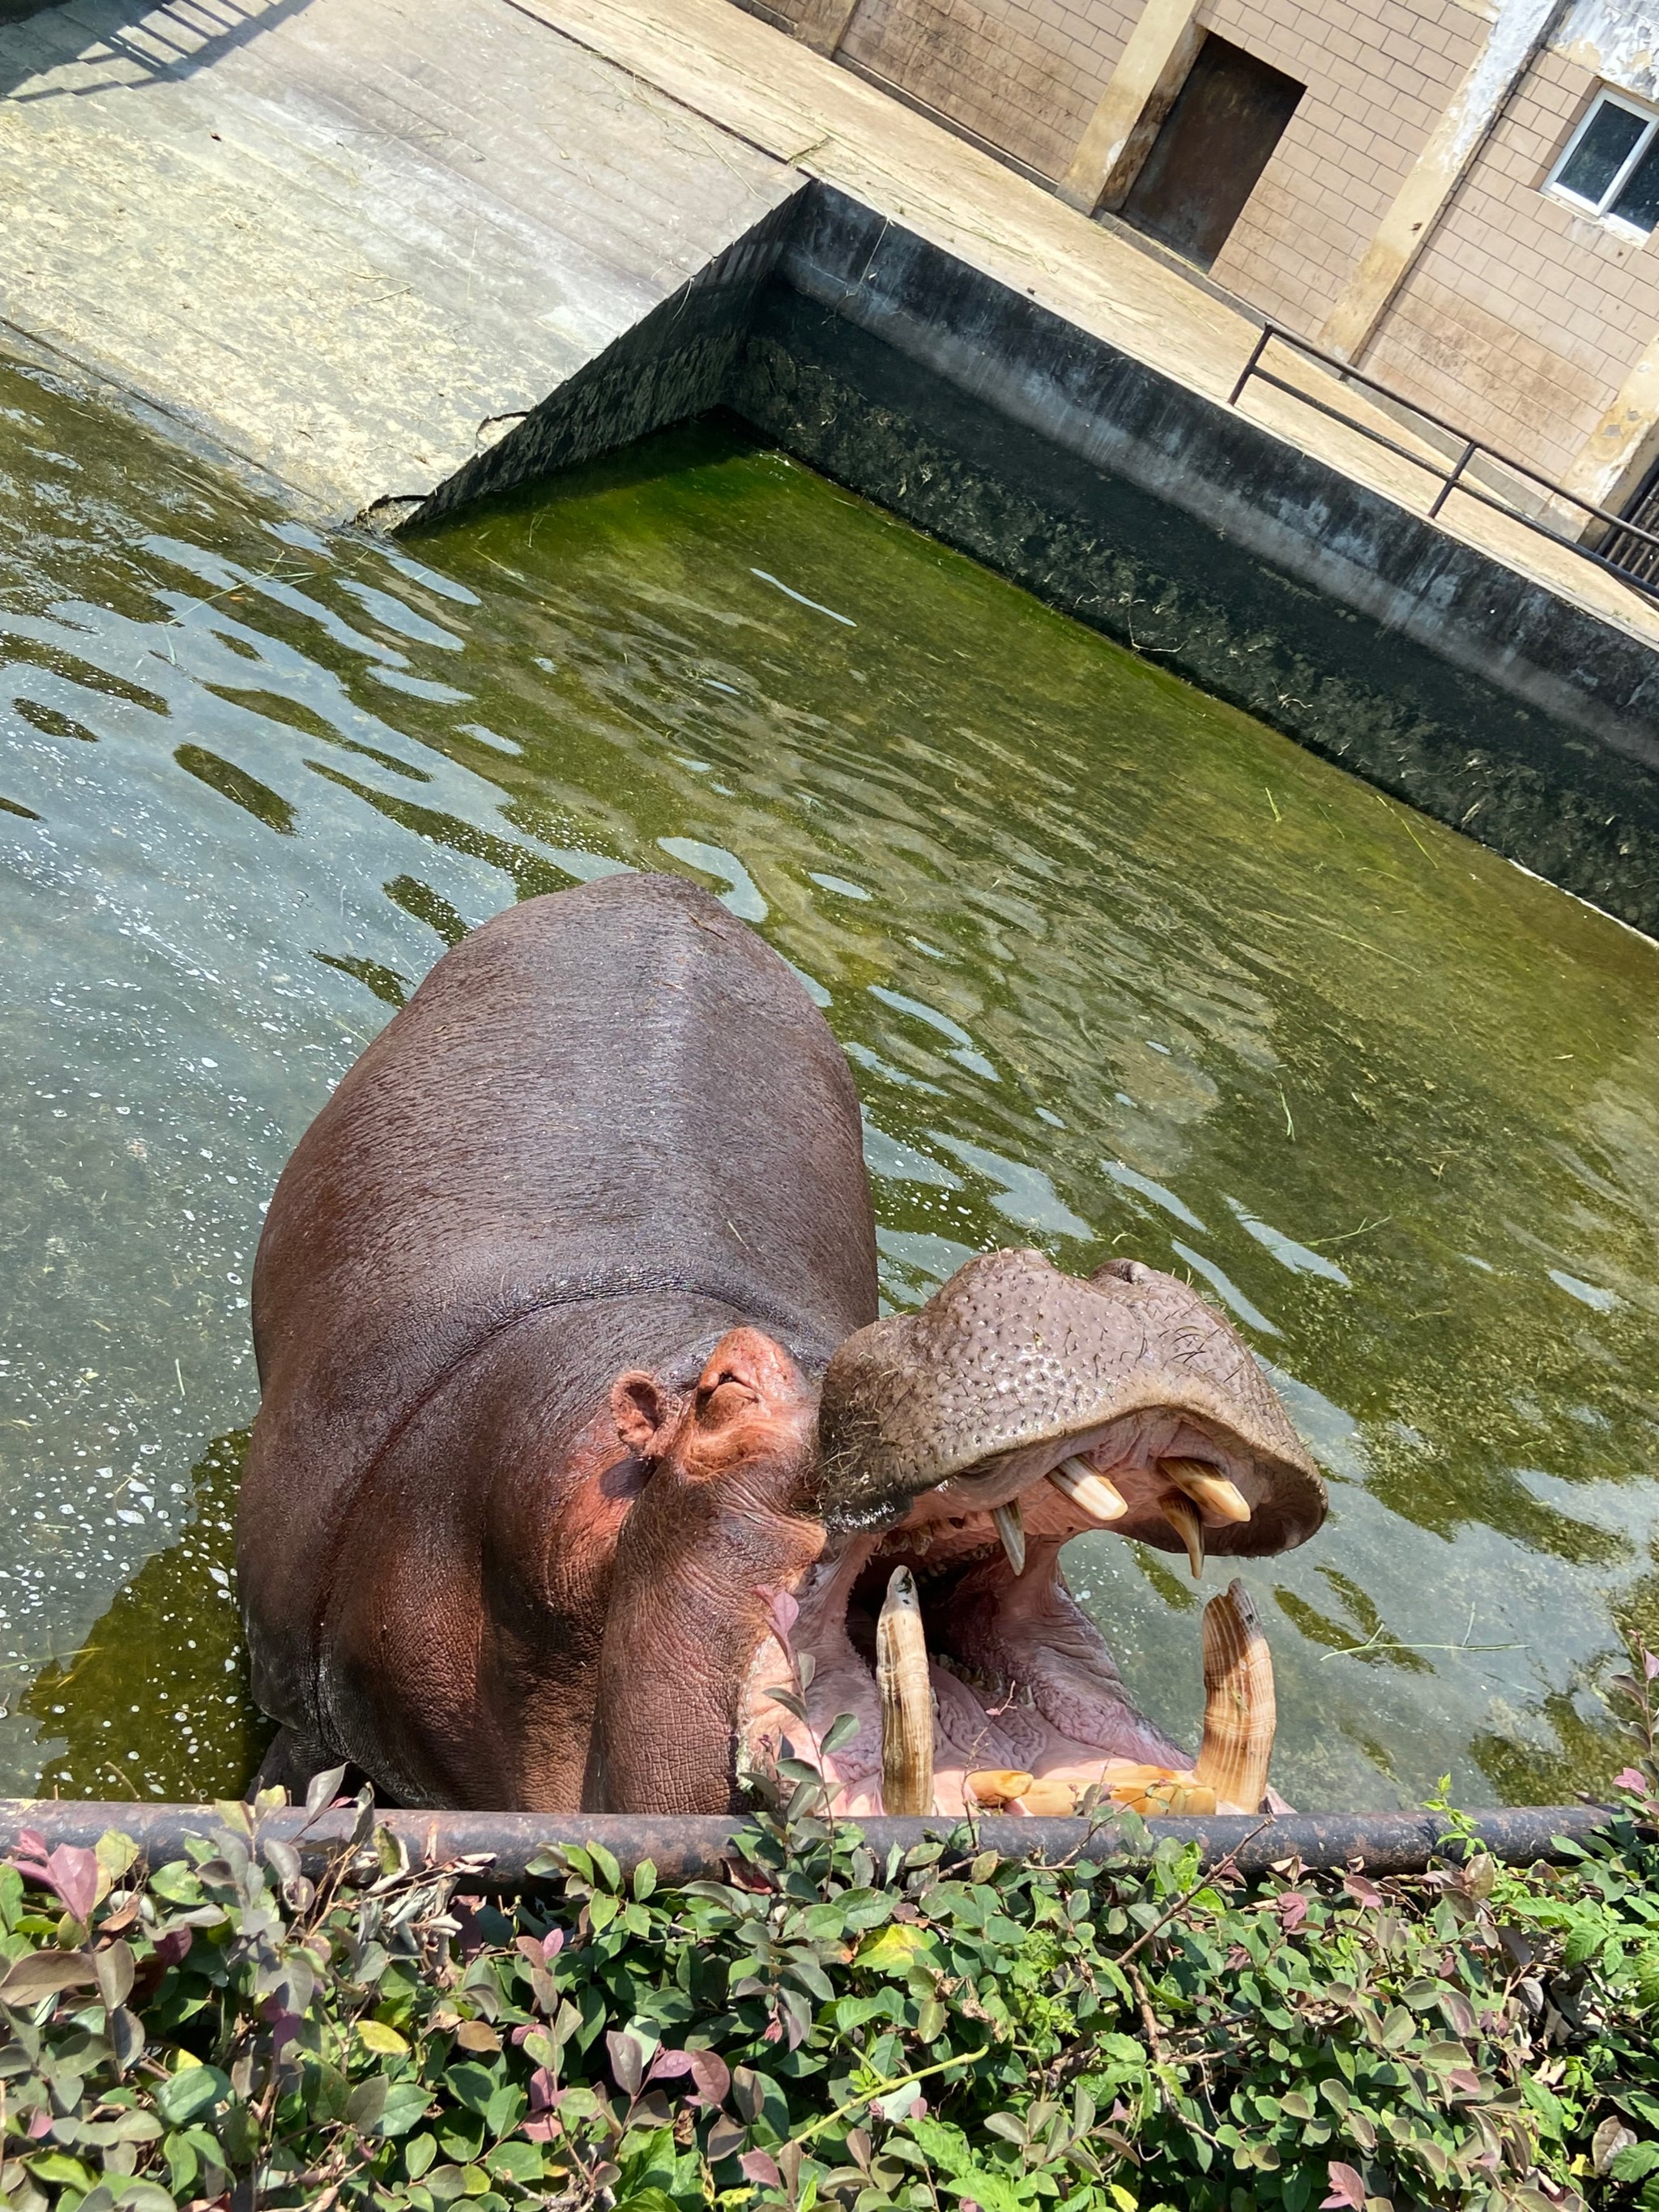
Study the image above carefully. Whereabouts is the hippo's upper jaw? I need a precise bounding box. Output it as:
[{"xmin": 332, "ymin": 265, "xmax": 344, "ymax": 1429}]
[{"xmin": 737, "ymin": 1249, "xmax": 1324, "ymax": 1821}]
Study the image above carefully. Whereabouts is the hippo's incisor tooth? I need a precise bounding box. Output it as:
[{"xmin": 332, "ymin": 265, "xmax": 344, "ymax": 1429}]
[
  {"xmin": 1159, "ymin": 1456, "xmax": 1252, "ymax": 1523},
  {"xmin": 876, "ymin": 1565, "xmax": 934, "ymax": 1816},
  {"xmin": 1160, "ymin": 1492, "xmax": 1205, "ymax": 1578},
  {"xmin": 992, "ymin": 1498, "xmax": 1026, "ymax": 1576},
  {"xmin": 1050, "ymin": 1456, "xmax": 1128, "ymax": 1523},
  {"xmin": 1192, "ymin": 1578, "xmax": 1276, "ymax": 1813}
]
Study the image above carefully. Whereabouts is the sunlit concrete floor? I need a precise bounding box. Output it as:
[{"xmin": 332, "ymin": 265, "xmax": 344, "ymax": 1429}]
[{"xmin": 0, "ymin": 0, "xmax": 794, "ymax": 515}]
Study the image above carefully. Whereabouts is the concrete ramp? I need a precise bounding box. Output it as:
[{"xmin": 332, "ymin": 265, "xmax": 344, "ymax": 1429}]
[{"xmin": 0, "ymin": 0, "xmax": 797, "ymax": 515}]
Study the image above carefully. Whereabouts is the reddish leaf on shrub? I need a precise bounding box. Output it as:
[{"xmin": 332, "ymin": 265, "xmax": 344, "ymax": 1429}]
[
  {"xmin": 11, "ymin": 1839, "xmax": 99, "ymax": 1924},
  {"xmin": 154, "ymin": 1926, "xmax": 193, "ymax": 1968},
  {"xmin": 706, "ymin": 2114, "xmax": 745, "ymax": 2162},
  {"xmin": 1322, "ymin": 2162, "xmax": 1367, "ymax": 2209},
  {"xmin": 690, "ymin": 2049, "xmax": 731, "ymax": 2106},
  {"xmin": 1277, "ymin": 1892, "xmax": 1311, "ymax": 1932},
  {"xmin": 649, "ymin": 2048, "xmax": 696, "ymax": 2082},
  {"xmin": 606, "ymin": 2026, "xmax": 644, "ymax": 2096},
  {"xmin": 740, "ymin": 2151, "xmax": 783, "ymax": 2189}
]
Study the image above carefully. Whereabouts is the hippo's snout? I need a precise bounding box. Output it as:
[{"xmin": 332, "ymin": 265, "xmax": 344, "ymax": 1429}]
[{"xmin": 736, "ymin": 1248, "xmax": 1324, "ymax": 1824}]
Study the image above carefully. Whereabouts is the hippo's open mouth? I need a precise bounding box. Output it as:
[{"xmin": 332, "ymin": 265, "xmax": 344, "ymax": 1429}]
[
  {"xmin": 740, "ymin": 1424, "xmax": 1280, "ymax": 1819},
  {"xmin": 737, "ymin": 1247, "xmax": 1325, "ymax": 1819}
]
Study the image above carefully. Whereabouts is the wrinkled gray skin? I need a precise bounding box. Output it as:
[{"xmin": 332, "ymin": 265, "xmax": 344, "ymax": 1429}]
[{"xmin": 238, "ymin": 871, "xmax": 1324, "ymax": 1813}]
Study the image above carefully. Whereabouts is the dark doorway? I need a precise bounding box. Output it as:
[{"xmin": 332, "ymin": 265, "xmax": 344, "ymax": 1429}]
[{"xmin": 1119, "ymin": 34, "xmax": 1304, "ymax": 270}]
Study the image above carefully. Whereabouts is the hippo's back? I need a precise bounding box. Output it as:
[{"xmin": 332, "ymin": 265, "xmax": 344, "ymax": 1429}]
[{"xmin": 241, "ymin": 874, "xmax": 877, "ymax": 1727}]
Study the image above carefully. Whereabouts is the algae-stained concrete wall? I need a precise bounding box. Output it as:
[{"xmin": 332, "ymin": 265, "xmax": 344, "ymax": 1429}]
[
  {"xmin": 407, "ymin": 181, "xmax": 1659, "ymax": 937},
  {"xmin": 731, "ymin": 190, "xmax": 1659, "ymax": 933},
  {"xmin": 407, "ymin": 194, "xmax": 806, "ymax": 530}
]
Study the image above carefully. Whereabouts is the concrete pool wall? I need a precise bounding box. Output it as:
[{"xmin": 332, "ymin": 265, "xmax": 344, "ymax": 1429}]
[
  {"xmin": 3, "ymin": 0, "xmax": 1657, "ymax": 930},
  {"xmin": 411, "ymin": 179, "xmax": 1659, "ymax": 938}
]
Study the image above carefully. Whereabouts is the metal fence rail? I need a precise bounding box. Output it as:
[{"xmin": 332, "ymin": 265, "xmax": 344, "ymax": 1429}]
[
  {"xmin": 0, "ymin": 1800, "xmax": 1610, "ymax": 1882},
  {"xmin": 1228, "ymin": 321, "xmax": 1659, "ymax": 605}
]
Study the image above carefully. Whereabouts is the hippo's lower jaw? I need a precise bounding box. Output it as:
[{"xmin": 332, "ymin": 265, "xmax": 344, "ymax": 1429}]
[{"xmin": 739, "ymin": 1435, "xmax": 1278, "ymax": 1820}]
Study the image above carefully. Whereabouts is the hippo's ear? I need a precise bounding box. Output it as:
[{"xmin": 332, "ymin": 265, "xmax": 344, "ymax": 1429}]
[{"xmin": 612, "ymin": 1372, "xmax": 671, "ymax": 1456}]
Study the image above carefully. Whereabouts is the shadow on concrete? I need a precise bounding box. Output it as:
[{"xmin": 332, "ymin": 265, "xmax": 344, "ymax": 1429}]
[{"xmin": 0, "ymin": 0, "xmax": 313, "ymax": 104}]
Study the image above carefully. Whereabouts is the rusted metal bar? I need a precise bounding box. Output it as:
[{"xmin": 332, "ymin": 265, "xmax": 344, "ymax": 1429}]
[
  {"xmin": 1226, "ymin": 323, "xmax": 1271, "ymax": 408},
  {"xmin": 1427, "ymin": 437, "xmax": 1478, "ymax": 521},
  {"xmin": 0, "ymin": 1801, "xmax": 1610, "ymax": 1884},
  {"xmin": 1226, "ymin": 315, "xmax": 1659, "ymax": 580}
]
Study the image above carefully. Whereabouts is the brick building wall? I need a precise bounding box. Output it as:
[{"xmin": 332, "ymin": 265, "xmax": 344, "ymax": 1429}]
[
  {"xmin": 834, "ymin": 0, "xmax": 1129, "ymax": 179},
  {"xmin": 1366, "ymin": 45, "xmax": 1659, "ymax": 480},
  {"xmin": 741, "ymin": 0, "xmax": 1659, "ymax": 501},
  {"xmin": 1203, "ymin": 0, "xmax": 1486, "ymax": 334}
]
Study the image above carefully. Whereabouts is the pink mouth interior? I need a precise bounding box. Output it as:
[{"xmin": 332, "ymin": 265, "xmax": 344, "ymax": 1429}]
[{"xmin": 740, "ymin": 1431, "xmax": 1248, "ymax": 1817}]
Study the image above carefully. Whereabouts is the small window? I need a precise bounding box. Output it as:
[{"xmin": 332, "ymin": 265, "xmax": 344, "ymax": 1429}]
[{"xmin": 1548, "ymin": 89, "xmax": 1659, "ymax": 232}]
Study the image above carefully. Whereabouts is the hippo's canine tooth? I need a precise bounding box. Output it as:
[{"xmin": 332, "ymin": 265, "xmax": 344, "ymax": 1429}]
[
  {"xmin": 1160, "ymin": 1492, "xmax": 1205, "ymax": 1578},
  {"xmin": 1160, "ymin": 1456, "xmax": 1252, "ymax": 1523},
  {"xmin": 1051, "ymin": 1455, "xmax": 1128, "ymax": 1522},
  {"xmin": 992, "ymin": 1498, "xmax": 1026, "ymax": 1576},
  {"xmin": 1192, "ymin": 1578, "xmax": 1276, "ymax": 1813},
  {"xmin": 876, "ymin": 1565, "xmax": 934, "ymax": 1815}
]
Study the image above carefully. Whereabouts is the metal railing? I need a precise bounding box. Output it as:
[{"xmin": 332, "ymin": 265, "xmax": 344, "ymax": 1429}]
[{"xmin": 1228, "ymin": 320, "xmax": 1659, "ymax": 606}]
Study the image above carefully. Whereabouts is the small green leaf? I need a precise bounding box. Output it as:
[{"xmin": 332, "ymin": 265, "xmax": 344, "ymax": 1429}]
[
  {"xmin": 485, "ymin": 2141, "xmax": 544, "ymax": 2184},
  {"xmin": 446, "ymin": 2062, "xmax": 500, "ymax": 2116},
  {"xmin": 348, "ymin": 2074, "xmax": 390, "ymax": 2131},
  {"xmin": 1563, "ymin": 1922, "xmax": 1602, "ymax": 1970},
  {"xmin": 155, "ymin": 2065, "xmax": 228, "ymax": 2126},
  {"xmin": 28, "ymin": 2153, "xmax": 96, "ymax": 2190}
]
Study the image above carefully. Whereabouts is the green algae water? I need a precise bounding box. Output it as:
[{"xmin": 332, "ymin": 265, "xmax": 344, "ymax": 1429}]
[{"xmin": 2, "ymin": 354, "xmax": 1657, "ymax": 1815}]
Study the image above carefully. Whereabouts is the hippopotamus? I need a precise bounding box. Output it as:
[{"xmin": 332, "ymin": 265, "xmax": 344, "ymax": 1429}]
[{"xmin": 237, "ymin": 872, "xmax": 1324, "ymax": 1816}]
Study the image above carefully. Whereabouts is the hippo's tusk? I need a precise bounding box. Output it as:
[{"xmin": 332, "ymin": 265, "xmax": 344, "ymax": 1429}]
[
  {"xmin": 1160, "ymin": 1492, "xmax": 1205, "ymax": 1578},
  {"xmin": 876, "ymin": 1565, "xmax": 935, "ymax": 1815},
  {"xmin": 1192, "ymin": 1578, "xmax": 1276, "ymax": 1813},
  {"xmin": 1159, "ymin": 1456, "xmax": 1252, "ymax": 1523},
  {"xmin": 1050, "ymin": 1456, "xmax": 1128, "ymax": 1523},
  {"xmin": 992, "ymin": 1498, "xmax": 1027, "ymax": 1576}
]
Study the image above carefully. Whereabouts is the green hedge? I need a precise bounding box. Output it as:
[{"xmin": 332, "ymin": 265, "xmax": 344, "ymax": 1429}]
[{"xmin": 0, "ymin": 1770, "xmax": 1656, "ymax": 2212}]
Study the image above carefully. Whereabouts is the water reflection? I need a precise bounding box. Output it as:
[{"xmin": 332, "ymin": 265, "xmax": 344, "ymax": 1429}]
[{"xmin": 2, "ymin": 358, "xmax": 1657, "ymax": 1810}]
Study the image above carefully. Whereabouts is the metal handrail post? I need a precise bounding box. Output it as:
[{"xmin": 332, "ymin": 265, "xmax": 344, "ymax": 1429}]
[
  {"xmin": 1227, "ymin": 325, "xmax": 1271, "ymax": 408},
  {"xmin": 1428, "ymin": 438, "xmax": 1477, "ymax": 520}
]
